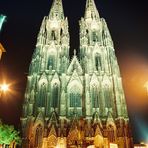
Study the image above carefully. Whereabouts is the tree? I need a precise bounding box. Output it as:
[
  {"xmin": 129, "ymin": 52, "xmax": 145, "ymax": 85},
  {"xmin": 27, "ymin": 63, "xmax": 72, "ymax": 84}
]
[{"xmin": 0, "ymin": 121, "xmax": 21, "ymax": 148}]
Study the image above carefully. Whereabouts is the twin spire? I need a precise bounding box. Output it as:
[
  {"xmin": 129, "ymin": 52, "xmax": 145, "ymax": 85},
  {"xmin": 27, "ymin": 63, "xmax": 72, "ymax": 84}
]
[
  {"xmin": 49, "ymin": 0, "xmax": 64, "ymax": 19},
  {"xmin": 85, "ymin": 0, "xmax": 100, "ymax": 20},
  {"xmin": 49, "ymin": 0, "xmax": 100, "ymax": 19}
]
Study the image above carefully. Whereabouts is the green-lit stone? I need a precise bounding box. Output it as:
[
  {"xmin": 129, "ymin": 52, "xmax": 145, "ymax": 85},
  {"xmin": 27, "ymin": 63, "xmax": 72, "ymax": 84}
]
[{"xmin": 0, "ymin": 15, "xmax": 6, "ymax": 32}]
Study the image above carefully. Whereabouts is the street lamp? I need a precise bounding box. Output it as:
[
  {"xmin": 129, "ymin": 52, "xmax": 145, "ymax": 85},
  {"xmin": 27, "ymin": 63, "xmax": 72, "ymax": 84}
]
[{"xmin": 0, "ymin": 83, "xmax": 9, "ymax": 97}]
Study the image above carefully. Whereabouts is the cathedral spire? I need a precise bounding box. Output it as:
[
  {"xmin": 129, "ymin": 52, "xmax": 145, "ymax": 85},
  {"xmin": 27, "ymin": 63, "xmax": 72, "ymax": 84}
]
[
  {"xmin": 84, "ymin": 0, "xmax": 100, "ymax": 21},
  {"xmin": 49, "ymin": 0, "xmax": 64, "ymax": 20}
]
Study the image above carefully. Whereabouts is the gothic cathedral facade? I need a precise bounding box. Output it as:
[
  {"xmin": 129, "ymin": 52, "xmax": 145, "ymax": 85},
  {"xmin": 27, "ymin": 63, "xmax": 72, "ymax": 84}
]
[{"xmin": 21, "ymin": 0, "xmax": 133, "ymax": 147}]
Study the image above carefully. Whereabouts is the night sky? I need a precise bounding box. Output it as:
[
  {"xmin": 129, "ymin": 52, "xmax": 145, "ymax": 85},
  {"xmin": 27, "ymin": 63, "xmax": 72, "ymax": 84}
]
[{"xmin": 0, "ymin": 0, "xmax": 148, "ymax": 144}]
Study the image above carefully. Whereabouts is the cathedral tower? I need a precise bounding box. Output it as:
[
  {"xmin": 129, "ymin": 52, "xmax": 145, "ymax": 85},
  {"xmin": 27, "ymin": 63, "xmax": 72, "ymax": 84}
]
[{"xmin": 21, "ymin": 0, "xmax": 133, "ymax": 147}]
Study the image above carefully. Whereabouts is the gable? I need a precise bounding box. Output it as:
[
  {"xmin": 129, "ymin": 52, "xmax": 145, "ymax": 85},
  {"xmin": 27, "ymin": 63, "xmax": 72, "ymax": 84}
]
[{"xmin": 67, "ymin": 56, "xmax": 83, "ymax": 75}]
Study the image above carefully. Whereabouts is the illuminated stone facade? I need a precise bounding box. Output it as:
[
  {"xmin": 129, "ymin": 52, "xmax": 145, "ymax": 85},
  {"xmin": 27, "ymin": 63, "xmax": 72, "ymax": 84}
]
[
  {"xmin": 21, "ymin": 0, "xmax": 133, "ymax": 147},
  {"xmin": 0, "ymin": 15, "xmax": 6, "ymax": 59},
  {"xmin": 0, "ymin": 43, "xmax": 5, "ymax": 60}
]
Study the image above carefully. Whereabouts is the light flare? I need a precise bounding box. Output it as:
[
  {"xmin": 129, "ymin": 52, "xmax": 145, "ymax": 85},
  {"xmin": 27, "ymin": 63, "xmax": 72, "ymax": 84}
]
[
  {"xmin": 0, "ymin": 84, "xmax": 9, "ymax": 92},
  {"xmin": 121, "ymin": 53, "xmax": 148, "ymax": 110}
]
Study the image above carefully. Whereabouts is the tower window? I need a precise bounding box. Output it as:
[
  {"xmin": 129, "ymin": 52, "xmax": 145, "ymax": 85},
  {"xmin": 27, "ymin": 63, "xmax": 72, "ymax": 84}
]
[
  {"xmin": 70, "ymin": 92, "xmax": 81, "ymax": 107},
  {"xmin": 51, "ymin": 83, "xmax": 59, "ymax": 108},
  {"xmin": 91, "ymin": 85, "xmax": 99, "ymax": 108},
  {"xmin": 92, "ymin": 31, "xmax": 98, "ymax": 42},
  {"xmin": 51, "ymin": 30, "xmax": 56, "ymax": 40},
  {"xmin": 95, "ymin": 53, "xmax": 101, "ymax": 71},
  {"xmin": 35, "ymin": 125, "xmax": 43, "ymax": 147},
  {"xmin": 38, "ymin": 82, "xmax": 46, "ymax": 107},
  {"xmin": 107, "ymin": 125, "xmax": 115, "ymax": 142},
  {"xmin": 48, "ymin": 55, "xmax": 54, "ymax": 69},
  {"xmin": 104, "ymin": 85, "xmax": 112, "ymax": 108}
]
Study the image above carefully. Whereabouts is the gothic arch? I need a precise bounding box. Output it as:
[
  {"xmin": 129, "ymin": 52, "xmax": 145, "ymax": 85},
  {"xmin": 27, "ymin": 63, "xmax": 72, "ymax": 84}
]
[
  {"xmin": 30, "ymin": 90, "xmax": 35, "ymax": 102},
  {"xmin": 90, "ymin": 84, "xmax": 99, "ymax": 108},
  {"xmin": 103, "ymin": 84, "xmax": 112, "ymax": 108},
  {"xmin": 93, "ymin": 52, "xmax": 102, "ymax": 71},
  {"xmin": 106, "ymin": 123, "xmax": 116, "ymax": 143},
  {"xmin": 51, "ymin": 82, "xmax": 60, "ymax": 108},
  {"xmin": 48, "ymin": 54, "xmax": 55, "ymax": 69},
  {"xmin": 35, "ymin": 55, "xmax": 40, "ymax": 72},
  {"xmin": 37, "ymin": 78, "xmax": 48, "ymax": 107},
  {"xmin": 34, "ymin": 124, "xmax": 43, "ymax": 148},
  {"xmin": 47, "ymin": 46, "xmax": 57, "ymax": 70},
  {"xmin": 68, "ymin": 80, "xmax": 83, "ymax": 115},
  {"xmin": 102, "ymin": 77, "xmax": 112, "ymax": 109},
  {"xmin": 95, "ymin": 53, "xmax": 101, "ymax": 70},
  {"xmin": 51, "ymin": 30, "xmax": 56, "ymax": 40},
  {"xmin": 92, "ymin": 31, "xmax": 98, "ymax": 43},
  {"xmin": 69, "ymin": 89, "xmax": 81, "ymax": 108}
]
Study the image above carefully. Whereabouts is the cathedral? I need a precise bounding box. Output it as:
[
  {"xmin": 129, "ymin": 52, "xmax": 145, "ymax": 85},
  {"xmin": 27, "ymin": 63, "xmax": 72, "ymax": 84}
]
[{"xmin": 21, "ymin": 0, "xmax": 133, "ymax": 147}]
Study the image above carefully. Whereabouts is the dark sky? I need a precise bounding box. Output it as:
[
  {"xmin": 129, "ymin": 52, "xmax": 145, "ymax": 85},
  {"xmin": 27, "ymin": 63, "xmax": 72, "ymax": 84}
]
[{"xmin": 0, "ymin": 0, "xmax": 148, "ymax": 144}]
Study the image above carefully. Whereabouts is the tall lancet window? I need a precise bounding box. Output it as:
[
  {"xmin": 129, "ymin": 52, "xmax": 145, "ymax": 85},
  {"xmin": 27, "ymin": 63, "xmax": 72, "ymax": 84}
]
[
  {"xmin": 70, "ymin": 92, "xmax": 81, "ymax": 107},
  {"xmin": 35, "ymin": 125, "xmax": 43, "ymax": 147},
  {"xmin": 104, "ymin": 84, "xmax": 112, "ymax": 108},
  {"xmin": 107, "ymin": 125, "xmax": 116, "ymax": 142},
  {"xmin": 69, "ymin": 85, "xmax": 81, "ymax": 108},
  {"xmin": 95, "ymin": 53, "xmax": 102, "ymax": 71},
  {"xmin": 51, "ymin": 83, "xmax": 59, "ymax": 108},
  {"xmin": 48, "ymin": 55, "xmax": 55, "ymax": 70},
  {"xmin": 92, "ymin": 31, "xmax": 98, "ymax": 42},
  {"xmin": 91, "ymin": 85, "xmax": 99, "ymax": 108},
  {"xmin": 39, "ymin": 82, "xmax": 46, "ymax": 107},
  {"xmin": 51, "ymin": 30, "xmax": 56, "ymax": 40}
]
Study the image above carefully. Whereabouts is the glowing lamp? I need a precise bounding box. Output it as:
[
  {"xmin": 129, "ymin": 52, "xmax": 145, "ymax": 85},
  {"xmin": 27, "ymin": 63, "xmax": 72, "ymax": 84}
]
[{"xmin": 0, "ymin": 84, "xmax": 9, "ymax": 92}]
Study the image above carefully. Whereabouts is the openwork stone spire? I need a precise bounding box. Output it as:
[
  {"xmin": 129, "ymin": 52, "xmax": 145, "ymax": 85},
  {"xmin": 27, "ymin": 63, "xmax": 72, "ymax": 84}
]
[
  {"xmin": 49, "ymin": 0, "xmax": 64, "ymax": 20},
  {"xmin": 21, "ymin": 0, "xmax": 133, "ymax": 147},
  {"xmin": 85, "ymin": 0, "xmax": 100, "ymax": 20}
]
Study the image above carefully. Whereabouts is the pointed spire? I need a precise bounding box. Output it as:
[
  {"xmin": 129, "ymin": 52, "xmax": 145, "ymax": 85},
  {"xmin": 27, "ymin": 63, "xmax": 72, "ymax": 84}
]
[
  {"xmin": 48, "ymin": 124, "xmax": 57, "ymax": 137},
  {"xmin": 93, "ymin": 111, "xmax": 99, "ymax": 122},
  {"xmin": 49, "ymin": 111, "xmax": 59, "ymax": 124},
  {"xmin": 49, "ymin": 0, "xmax": 64, "ymax": 20},
  {"xmin": 48, "ymin": 124, "xmax": 58, "ymax": 147},
  {"xmin": 106, "ymin": 111, "xmax": 115, "ymax": 127},
  {"xmin": 95, "ymin": 125, "xmax": 102, "ymax": 137},
  {"xmin": 84, "ymin": 0, "xmax": 100, "ymax": 20}
]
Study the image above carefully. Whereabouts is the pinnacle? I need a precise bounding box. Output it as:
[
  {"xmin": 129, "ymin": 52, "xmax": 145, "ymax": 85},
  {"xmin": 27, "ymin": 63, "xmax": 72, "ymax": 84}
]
[
  {"xmin": 84, "ymin": 0, "xmax": 100, "ymax": 20},
  {"xmin": 49, "ymin": 0, "xmax": 64, "ymax": 20},
  {"xmin": 95, "ymin": 124, "xmax": 102, "ymax": 137}
]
